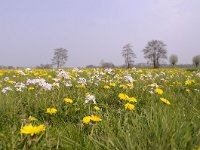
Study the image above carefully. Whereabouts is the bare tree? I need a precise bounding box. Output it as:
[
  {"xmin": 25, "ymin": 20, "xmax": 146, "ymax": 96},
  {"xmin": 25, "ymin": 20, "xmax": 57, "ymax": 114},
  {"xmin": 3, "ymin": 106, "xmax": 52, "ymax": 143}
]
[
  {"xmin": 52, "ymin": 48, "xmax": 68, "ymax": 68},
  {"xmin": 192, "ymin": 55, "xmax": 200, "ymax": 67},
  {"xmin": 121, "ymin": 43, "xmax": 136, "ymax": 68},
  {"xmin": 143, "ymin": 40, "xmax": 167, "ymax": 68},
  {"xmin": 169, "ymin": 54, "xmax": 178, "ymax": 67}
]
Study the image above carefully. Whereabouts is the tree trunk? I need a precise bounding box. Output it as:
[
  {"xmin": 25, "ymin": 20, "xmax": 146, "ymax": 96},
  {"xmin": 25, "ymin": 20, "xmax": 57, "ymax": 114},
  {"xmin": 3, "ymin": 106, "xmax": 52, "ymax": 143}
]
[{"xmin": 153, "ymin": 60, "xmax": 157, "ymax": 68}]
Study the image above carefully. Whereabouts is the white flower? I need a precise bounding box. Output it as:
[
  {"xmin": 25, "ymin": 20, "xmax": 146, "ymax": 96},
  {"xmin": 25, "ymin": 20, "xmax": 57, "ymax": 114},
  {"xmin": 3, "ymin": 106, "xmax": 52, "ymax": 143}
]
[
  {"xmin": 42, "ymin": 83, "xmax": 52, "ymax": 91},
  {"xmin": 57, "ymin": 70, "xmax": 71, "ymax": 79},
  {"xmin": 147, "ymin": 73, "xmax": 152, "ymax": 78},
  {"xmin": 149, "ymin": 83, "xmax": 159, "ymax": 88},
  {"xmin": 18, "ymin": 70, "xmax": 26, "ymax": 76},
  {"xmin": 78, "ymin": 78, "xmax": 87, "ymax": 85},
  {"xmin": 149, "ymin": 91, "xmax": 154, "ymax": 94},
  {"xmin": 85, "ymin": 94, "xmax": 96, "ymax": 104},
  {"xmin": 52, "ymin": 82, "xmax": 60, "ymax": 87},
  {"xmin": 25, "ymin": 68, "xmax": 31, "ymax": 71},
  {"xmin": 105, "ymin": 68, "xmax": 113, "ymax": 75},
  {"xmin": 72, "ymin": 67, "xmax": 79, "ymax": 72},
  {"xmin": 196, "ymin": 72, "xmax": 200, "ymax": 77},
  {"xmin": 52, "ymin": 78, "xmax": 60, "ymax": 82},
  {"xmin": 26, "ymin": 78, "xmax": 52, "ymax": 91},
  {"xmin": 15, "ymin": 82, "xmax": 26, "ymax": 92},
  {"xmin": 2, "ymin": 87, "xmax": 12, "ymax": 93},
  {"xmin": 132, "ymin": 67, "xmax": 137, "ymax": 70},
  {"xmin": 4, "ymin": 77, "xmax": 9, "ymax": 81},
  {"xmin": 63, "ymin": 81, "xmax": 72, "ymax": 87},
  {"xmin": 124, "ymin": 74, "xmax": 135, "ymax": 83},
  {"xmin": 72, "ymin": 67, "xmax": 83, "ymax": 73}
]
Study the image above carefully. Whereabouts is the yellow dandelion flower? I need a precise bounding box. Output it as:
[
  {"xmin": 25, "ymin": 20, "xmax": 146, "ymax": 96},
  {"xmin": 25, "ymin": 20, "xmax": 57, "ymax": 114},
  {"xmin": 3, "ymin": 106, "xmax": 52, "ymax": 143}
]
[
  {"xmin": 34, "ymin": 124, "xmax": 46, "ymax": 134},
  {"xmin": 64, "ymin": 98, "xmax": 73, "ymax": 103},
  {"xmin": 82, "ymin": 116, "xmax": 91, "ymax": 124},
  {"xmin": 85, "ymin": 92, "xmax": 90, "ymax": 96},
  {"xmin": 109, "ymin": 83, "xmax": 116, "ymax": 87},
  {"xmin": 46, "ymin": 108, "xmax": 57, "ymax": 115},
  {"xmin": 119, "ymin": 84, "xmax": 127, "ymax": 89},
  {"xmin": 118, "ymin": 93, "xmax": 129, "ymax": 100},
  {"xmin": 82, "ymin": 115, "xmax": 102, "ymax": 124},
  {"xmin": 124, "ymin": 103, "xmax": 135, "ymax": 110},
  {"xmin": 160, "ymin": 98, "xmax": 171, "ymax": 105},
  {"xmin": 7, "ymin": 80, "xmax": 14, "ymax": 84},
  {"xmin": 28, "ymin": 87, "xmax": 34, "ymax": 91},
  {"xmin": 185, "ymin": 80, "xmax": 195, "ymax": 85},
  {"xmin": 128, "ymin": 97, "xmax": 137, "ymax": 103},
  {"xmin": 29, "ymin": 116, "xmax": 38, "ymax": 121},
  {"xmin": 94, "ymin": 106, "xmax": 100, "ymax": 111},
  {"xmin": 90, "ymin": 115, "xmax": 102, "ymax": 122},
  {"xmin": 34, "ymin": 72, "xmax": 39, "ymax": 76},
  {"xmin": 20, "ymin": 124, "xmax": 45, "ymax": 136},
  {"xmin": 155, "ymin": 88, "xmax": 163, "ymax": 95},
  {"xmin": 186, "ymin": 89, "xmax": 190, "ymax": 93},
  {"xmin": 104, "ymin": 85, "xmax": 110, "ymax": 89}
]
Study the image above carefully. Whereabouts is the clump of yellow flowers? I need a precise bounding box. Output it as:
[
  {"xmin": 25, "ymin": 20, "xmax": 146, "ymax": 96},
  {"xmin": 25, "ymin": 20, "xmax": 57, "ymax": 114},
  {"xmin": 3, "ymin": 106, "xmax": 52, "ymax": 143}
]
[
  {"xmin": 118, "ymin": 93, "xmax": 137, "ymax": 103},
  {"xmin": 46, "ymin": 108, "xmax": 57, "ymax": 115},
  {"xmin": 118, "ymin": 93, "xmax": 129, "ymax": 100},
  {"xmin": 20, "ymin": 124, "xmax": 45, "ymax": 136},
  {"xmin": 124, "ymin": 103, "xmax": 135, "ymax": 110},
  {"xmin": 82, "ymin": 115, "xmax": 102, "ymax": 124},
  {"xmin": 64, "ymin": 98, "xmax": 73, "ymax": 104},
  {"xmin": 185, "ymin": 80, "xmax": 195, "ymax": 85}
]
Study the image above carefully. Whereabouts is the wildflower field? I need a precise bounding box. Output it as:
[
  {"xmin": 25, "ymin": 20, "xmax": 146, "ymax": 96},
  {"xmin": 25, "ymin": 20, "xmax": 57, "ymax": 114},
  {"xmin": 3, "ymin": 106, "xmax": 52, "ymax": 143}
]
[{"xmin": 0, "ymin": 68, "xmax": 200, "ymax": 149}]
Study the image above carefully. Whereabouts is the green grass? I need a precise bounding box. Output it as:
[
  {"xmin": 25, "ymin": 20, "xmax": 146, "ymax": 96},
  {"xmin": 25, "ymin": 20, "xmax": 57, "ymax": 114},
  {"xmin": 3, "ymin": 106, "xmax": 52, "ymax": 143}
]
[{"xmin": 0, "ymin": 68, "xmax": 200, "ymax": 150}]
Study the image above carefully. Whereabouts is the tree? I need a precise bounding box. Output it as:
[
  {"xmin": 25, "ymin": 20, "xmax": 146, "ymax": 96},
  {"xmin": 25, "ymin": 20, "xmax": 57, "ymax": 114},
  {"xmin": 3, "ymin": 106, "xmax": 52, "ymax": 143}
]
[
  {"xmin": 192, "ymin": 55, "xmax": 200, "ymax": 67},
  {"xmin": 121, "ymin": 43, "xmax": 136, "ymax": 68},
  {"xmin": 169, "ymin": 54, "xmax": 178, "ymax": 67},
  {"xmin": 52, "ymin": 48, "xmax": 68, "ymax": 68},
  {"xmin": 143, "ymin": 40, "xmax": 167, "ymax": 68},
  {"xmin": 7, "ymin": 66, "xmax": 15, "ymax": 69},
  {"xmin": 36, "ymin": 64, "xmax": 52, "ymax": 69},
  {"xmin": 101, "ymin": 62, "xmax": 115, "ymax": 68},
  {"xmin": 86, "ymin": 65, "xmax": 96, "ymax": 68}
]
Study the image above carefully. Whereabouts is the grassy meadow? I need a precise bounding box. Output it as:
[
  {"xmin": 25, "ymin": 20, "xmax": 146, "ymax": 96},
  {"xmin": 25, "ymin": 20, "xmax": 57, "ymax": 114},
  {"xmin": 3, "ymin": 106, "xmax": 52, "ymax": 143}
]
[{"xmin": 0, "ymin": 68, "xmax": 200, "ymax": 150}]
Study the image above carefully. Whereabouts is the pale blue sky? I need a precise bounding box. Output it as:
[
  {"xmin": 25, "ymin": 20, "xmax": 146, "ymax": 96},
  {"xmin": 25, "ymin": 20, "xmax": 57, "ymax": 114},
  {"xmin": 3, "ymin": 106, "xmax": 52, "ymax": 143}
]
[{"xmin": 0, "ymin": 0, "xmax": 200, "ymax": 67}]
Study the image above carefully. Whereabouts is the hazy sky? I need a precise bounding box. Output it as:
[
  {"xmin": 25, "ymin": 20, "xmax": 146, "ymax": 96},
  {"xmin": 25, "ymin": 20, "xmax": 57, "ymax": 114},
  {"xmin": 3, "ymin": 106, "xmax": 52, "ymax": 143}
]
[{"xmin": 0, "ymin": 0, "xmax": 200, "ymax": 67}]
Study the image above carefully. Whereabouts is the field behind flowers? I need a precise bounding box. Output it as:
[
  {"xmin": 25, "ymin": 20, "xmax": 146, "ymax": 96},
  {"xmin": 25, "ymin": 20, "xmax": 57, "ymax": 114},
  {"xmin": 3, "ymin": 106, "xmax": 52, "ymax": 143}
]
[{"xmin": 0, "ymin": 68, "xmax": 200, "ymax": 150}]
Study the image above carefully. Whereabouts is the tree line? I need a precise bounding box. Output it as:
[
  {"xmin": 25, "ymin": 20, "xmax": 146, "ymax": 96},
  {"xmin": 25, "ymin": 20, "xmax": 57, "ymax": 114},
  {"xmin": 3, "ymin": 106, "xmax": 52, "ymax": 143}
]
[
  {"xmin": 1, "ymin": 40, "xmax": 199, "ymax": 69},
  {"xmin": 51, "ymin": 40, "xmax": 200, "ymax": 69}
]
